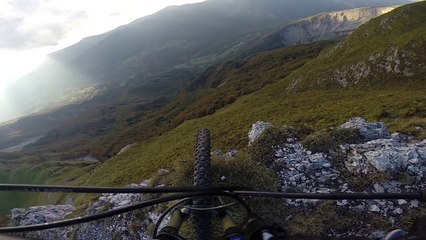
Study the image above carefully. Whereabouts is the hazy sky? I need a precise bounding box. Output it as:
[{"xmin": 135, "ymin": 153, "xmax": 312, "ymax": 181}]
[{"xmin": 0, "ymin": 0, "xmax": 205, "ymax": 92}]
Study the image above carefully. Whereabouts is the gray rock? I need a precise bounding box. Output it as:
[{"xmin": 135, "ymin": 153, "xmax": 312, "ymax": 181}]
[
  {"xmin": 365, "ymin": 150, "xmax": 403, "ymax": 172},
  {"xmin": 393, "ymin": 208, "xmax": 403, "ymax": 214},
  {"xmin": 117, "ymin": 143, "xmax": 137, "ymax": 155},
  {"xmin": 340, "ymin": 117, "xmax": 389, "ymax": 141},
  {"xmin": 158, "ymin": 168, "xmax": 170, "ymax": 175},
  {"xmin": 211, "ymin": 150, "xmax": 224, "ymax": 157},
  {"xmin": 410, "ymin": 200, "xmax": 419, "ymax": 208},
  {"xmin": 382, "ymin": 181, "xmax": 402, "ymax": 193},
  {"xmin": 373, "ymin": 183, "xmax": 385, "ymax": 193},
  {"xmin": 391, "ymin": 132, "xmax": 409, "ymax": 143},
  {"xmin": 11, "ymin": 205, "xmax": 76, "ymax": 239},
  {"xmin": 11, "ymin": 181, "xmax": 158, "ymax": 240},
  {"xmin": 322, "ymin": 163, "xmax": 332, "ymax": 168},
  {"xmin": 344, "ymin": 136, "xmax": 426, "ymax": 174},
  {"xmin": 369, "ymin": 204, "xmax": 380, "ymax": 212},
  {"xmin": 337, "ymin": 200, "xmax": 348, "ymax": 206},
  {"xmin": 248, "ymin": 121, "xmax": 273, "ymax": 145},
  {"xmin": 227, "ymin": 150, "xmax": 239, "ymax": 157},
  {"xmin": 11, "ymin": 205, "xmax": 75, "ymax": 226}
]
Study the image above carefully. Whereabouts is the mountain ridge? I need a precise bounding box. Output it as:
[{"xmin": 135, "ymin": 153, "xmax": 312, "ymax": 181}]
[
  {"xmin": 0, "ymin": 0, "xmax": 410, "ymax": 124},
  {"xmin": 285, "ymin": 1, "xmax": 426, "ymax": 91},
  {"xmin": 232, "ymin": 5, "xmax": 400, "ymax": 58}
]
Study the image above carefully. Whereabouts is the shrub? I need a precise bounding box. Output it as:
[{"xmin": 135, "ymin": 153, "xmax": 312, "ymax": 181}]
[
  {"xmin": 169, "ymin": 152, "xmax": 279, "ymax": 191},
  {"xmin": 301, "ymin": 128, "xmax": 363, "ymax": 154}
]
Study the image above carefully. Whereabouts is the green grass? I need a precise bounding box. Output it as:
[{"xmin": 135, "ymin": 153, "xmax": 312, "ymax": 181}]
[
  {"xmin": 285, "ymin": 2, "xmax": 426, "ymax": 91},
  {"xmin": 73, "ymin": 87, "xmax": 426, "ymax": 190},
  {"xmin": 301, "ymin": 128, "xmax": 363, "ymax": 154},
  {"xmin": 0, "ymin": 163, "xmax": 46, "ymax": 215},
  {"xmin": 10, "ymin": 41, "xmax": 332, "ymax": 161},
  {"xmin": 86, "ymin": 41, "xmax": 334, "ymax": 158},
  {"xmin": 0, "ymin": 160, "xmax": 98, "ymax": 215}
]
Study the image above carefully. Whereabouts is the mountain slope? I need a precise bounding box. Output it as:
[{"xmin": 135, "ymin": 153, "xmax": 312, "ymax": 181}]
[
  {"xmin": 62, "ymin": 0, "xmax": 410, "ymax": 80},
  {"xmin": 72, "ymin": 2, "xmax": 426, "ymax": 187},
  {"xmin": 1, "ymin": 0, "xmax": 410, "ymax": 123},
  {"xmin": 235, "ymin": 5, "xmax": 398, "ymax": 58},
  {"xmin": 5, "ymin": 42, "xmax": 332, "ymax": 159},
  {"xmin": 285, "ymin": 1, "xmax": 426, "ymax": 91}
]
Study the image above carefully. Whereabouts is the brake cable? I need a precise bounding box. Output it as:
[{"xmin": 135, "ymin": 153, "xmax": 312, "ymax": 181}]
[
  {"xmin": 234, "ymin": 190, "xmax": 425, "ymax": 200},
  {"xmin": 0, "ymin": 183, "xmax": 247, "ymax": 193},
  {"xmin": 0, "ymin": 184, "xmax": 423, "ymax": 234},
  {"xmin": 0, "ymin": 191, "xmax": 249, "ymax": 233}
]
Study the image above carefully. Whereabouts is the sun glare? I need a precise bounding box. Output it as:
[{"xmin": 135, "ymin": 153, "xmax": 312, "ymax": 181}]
[
  {"xmin": 0, "ymin": 0, "xmax": 206, "ymax": 93},
  {"xmin": 0, "ymin": 0, "xmax": 206, "ymax": 123},
  {"xmin": 0, "ymin": 49, "xmax": 47, "ymax": 93}
]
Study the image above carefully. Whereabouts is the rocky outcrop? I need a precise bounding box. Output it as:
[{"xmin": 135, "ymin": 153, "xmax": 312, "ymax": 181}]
[
  {"xmin": 278, "ymin": 6, "xmax": 397, "ymax": 47},
  {"xmin": 285, "ymin": 2, "xmax": 426, "ymax": 92},
  {"xmin": 288, "ymin": 46, "xmax": 424, "ymax": 92},
  {"xmin": 343, "ymin": 134, "xmax": 426, "ymax": 175},
  {"xmin": 9, "ymin": 179, "xmax": 162, "ymax": 240},
  {"xmin": 275, "ymin": 141, "xmax": 336, "ymax": 195},
  {"xmin": 241, "ymin": 6, "xmax": 398, "ymax": 59},
  {"xmin": 248, "ymin": 121, "xmax": 273, "ymax": 145},
  {"xmin": 331, "ymin": 48, "xmax": 419, "ymax": 88},
  {"xmin": 117, "ymin": 143, "xmax": 138, "ymax": 156},
  {"xmin": 248, "ymin": 117, "xmax": 425, "ymax": 239},
  {"xmin": 340, "ymin": 117, "xmax": 389, "ymax": 141},
  {"xmin": 11, "ymin": 205, "xmax": 76, "ymax": 239}
]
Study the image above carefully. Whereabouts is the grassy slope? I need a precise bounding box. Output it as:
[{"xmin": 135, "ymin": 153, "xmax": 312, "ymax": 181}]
[
  {"xmin": 87, "ymin": 42, "xmax": 333, "ymax": 157},
  {"xmin": 286, "ymin": 1, "xmax": 426, "ymax": 90},
  {"xmin": 74, "ymin": 86, "xmax": 426, "ymax": 187},
  {"xmin": 75, "ymin": 3, "xmax": 426, "ymax": 188},
  {"xmin": 0, "ymin": 41, "xmax": 334, "ymax": 216},
  {"xmin": 0, "ymin": 159, "xmax": 97, "ymax": 215}
]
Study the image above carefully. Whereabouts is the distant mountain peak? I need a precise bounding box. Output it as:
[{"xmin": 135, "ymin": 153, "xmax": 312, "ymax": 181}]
[
  {"xmin": 280, "ymin": 5, "xmax": 399, "ymax": 46},
  {"xmin": 286, "ymin": 1, "xmax": 426, "ymax": 91}
]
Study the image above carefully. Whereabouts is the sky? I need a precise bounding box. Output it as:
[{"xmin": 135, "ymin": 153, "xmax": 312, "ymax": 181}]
[{"xmin": 0, "ymin": 0, "xmax": 205, "ymax": 93}]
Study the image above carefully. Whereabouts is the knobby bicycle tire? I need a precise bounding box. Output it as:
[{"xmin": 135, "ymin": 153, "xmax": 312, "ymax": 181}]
[{"xmin": 193, "ymin": 128, "xmax": 212, "ymax": 240}]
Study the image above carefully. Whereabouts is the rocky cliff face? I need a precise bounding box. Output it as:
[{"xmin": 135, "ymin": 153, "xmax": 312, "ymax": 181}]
[
  {"xmin": 285, "ymin": 2, "xmax": 426, "ymax": 92},
  {"xmin": 239, "ymin": 5, "xmax": 398, "ymax": 57},
  {"xmin": 279, "ymin": 6, "xmax": 397, "ymax": 46}
]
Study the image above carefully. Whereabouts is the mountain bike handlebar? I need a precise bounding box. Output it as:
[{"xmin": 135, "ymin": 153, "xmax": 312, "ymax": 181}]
[
  {"xmin": 0, "ymin": 183, "xmax": 423, "ymax": 200},
  {"xmin": 0, "ymin": 185, "xmax": 424, "ymax": 237}
]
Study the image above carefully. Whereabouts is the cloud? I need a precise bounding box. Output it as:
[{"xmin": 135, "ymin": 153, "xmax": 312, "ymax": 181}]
[
  {"xmin": 0, "ymin": 0, "xmax": 206, "ymax": 50},
  {"xmin": 0, "ymin": 0, "xmax": 89, "ymax": 50},
  {"xmin": 6, "ymin": 0, "xmax": 41, "ymax": 14},
  {"xmin": 0, "ymin": 17, "xmax": 66, "ymax": 49}
]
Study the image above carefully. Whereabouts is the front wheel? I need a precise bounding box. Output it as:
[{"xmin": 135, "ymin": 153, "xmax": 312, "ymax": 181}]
[{"xmin": 193, "ymin": 128, "xmax": 212, "ymax": 240}]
